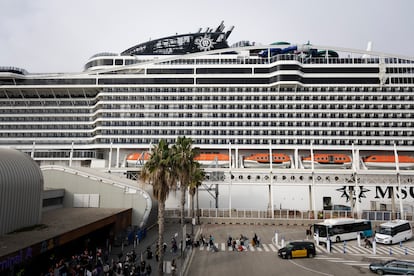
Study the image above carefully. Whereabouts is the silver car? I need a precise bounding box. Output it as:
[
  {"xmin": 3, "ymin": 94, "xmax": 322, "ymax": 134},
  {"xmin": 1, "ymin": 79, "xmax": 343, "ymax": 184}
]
[{"xmin": 369, "ymin": 259, "xmax": 414, "ymax": 275}]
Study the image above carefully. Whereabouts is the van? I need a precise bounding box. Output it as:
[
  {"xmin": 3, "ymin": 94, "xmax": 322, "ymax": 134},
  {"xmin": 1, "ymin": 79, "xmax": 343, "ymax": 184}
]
[
  {"xmin": 375, "ymin": 220, "xmax": 412, "ymax": 244},
  {"xmin": 278, "ymin": 241, "xmax": 316, "ymax": 259}
]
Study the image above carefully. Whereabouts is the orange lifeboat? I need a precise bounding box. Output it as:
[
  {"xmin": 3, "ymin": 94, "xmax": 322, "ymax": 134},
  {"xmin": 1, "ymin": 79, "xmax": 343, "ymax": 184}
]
[
  {"xmin": 363, "ymin": 155, "xmax": 414, "ymax": 169},
  {"xmin": 125, "ymin": 151, "xmax": 230, "ymax": 167},
  {"xmin": 302, "ymin": 153, "xmax": 352, "ymax": 169},
  {"xmin": 243, "ymin": 153, "xmax": 291, "ymax": 168},
  {"xmin": 126, "ymin": 152, "xmax": 151, "ymax": 166},
  {"xmin": 194, "ymin": 153, "xmax": 230, "ymax": 168}
]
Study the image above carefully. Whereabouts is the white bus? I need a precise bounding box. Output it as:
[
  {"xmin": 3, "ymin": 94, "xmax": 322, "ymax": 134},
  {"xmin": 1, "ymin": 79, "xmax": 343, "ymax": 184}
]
[
  {"xmin": 375, "ymin": 220, "xmax": 412, "ymax": 244},
  {"xmin": 313, "ymin": 218, "xmax": 373, "ymax": 244}
]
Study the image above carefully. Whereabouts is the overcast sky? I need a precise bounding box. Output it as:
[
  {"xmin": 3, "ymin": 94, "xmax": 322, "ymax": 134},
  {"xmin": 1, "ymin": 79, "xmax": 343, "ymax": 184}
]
[{"xmin": 1, "ymin": 0, "xmax": 413, "ymax": 73}]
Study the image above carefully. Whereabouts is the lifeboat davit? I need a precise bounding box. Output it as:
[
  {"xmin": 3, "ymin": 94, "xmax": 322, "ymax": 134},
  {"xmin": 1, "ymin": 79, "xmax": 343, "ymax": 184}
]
[
  {"xmin": 302, "ymin": 153, "xmax": 352, "ymax": 169},
  {"xmin": 126, "ymin": 152, "xmax": 151, "ymax": 167},
  {"xmin": 243, "ymin": 153, "xmax": 291, "ymax": 168},
  {"xmin": 195, "ymin": 153, "xmax": 230, "ymax": 168},
  {"xmin": 363, "ymin": 155, "xmax": 414, "ymax": 169}
]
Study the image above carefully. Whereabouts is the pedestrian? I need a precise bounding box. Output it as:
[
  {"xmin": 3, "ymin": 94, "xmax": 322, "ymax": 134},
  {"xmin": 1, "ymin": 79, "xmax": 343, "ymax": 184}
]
[
  {"xmin": 364, "ymin": 238, "xmax": 372, "ymax": 248},
  {"xmin": 171, "ymin": 259, "xmax": 176, "ymax": 276},
  {"xmin": 146, "ymin": 246, "xmax": 152, "ymax": 260},
  {"xmin": 146, "ymin": 263, "xmax": 152, "ymax": 275}
]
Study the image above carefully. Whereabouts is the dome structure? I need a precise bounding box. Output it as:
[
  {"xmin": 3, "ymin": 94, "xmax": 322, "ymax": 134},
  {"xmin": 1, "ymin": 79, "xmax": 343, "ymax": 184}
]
[{"xmin": 0, "ymin": 148, "xmax": 43, "ymax": 235}]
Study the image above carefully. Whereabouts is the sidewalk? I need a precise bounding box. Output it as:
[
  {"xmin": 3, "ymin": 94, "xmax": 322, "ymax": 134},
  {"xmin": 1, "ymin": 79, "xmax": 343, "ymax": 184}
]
[{"xmin": 109, "ymin": 221, "xmax": 200, "ymax": 275}]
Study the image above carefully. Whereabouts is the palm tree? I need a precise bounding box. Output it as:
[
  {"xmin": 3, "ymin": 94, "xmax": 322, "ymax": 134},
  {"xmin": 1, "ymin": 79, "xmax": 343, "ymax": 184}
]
[
  {"xmin": 141, "ymin": 139, "xmax": 176, "ymax": 276},
  {"xmin": 188, "ymin": 161, "xmax": 204, "ymax": 235},
  {"xmin": 171, "ymin": 136, "xmax": 199, "ymax": 227}
]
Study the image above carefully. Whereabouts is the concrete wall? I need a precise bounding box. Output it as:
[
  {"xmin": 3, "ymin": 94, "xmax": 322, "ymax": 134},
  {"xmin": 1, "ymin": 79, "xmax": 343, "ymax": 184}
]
[{"xmin": 42, "ymin": 169, "xmax": 155, "ymax": 228}]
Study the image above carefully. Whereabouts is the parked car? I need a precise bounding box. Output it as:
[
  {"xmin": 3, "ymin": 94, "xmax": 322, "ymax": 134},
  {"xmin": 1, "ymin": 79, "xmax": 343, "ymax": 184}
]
[
  {"xmin": 369, "ymin": 259, "xmax": 414, "ymax": 275},
  {"xmin": 278, "ymin": 241, "xmax": 316, "ymax": 259}
]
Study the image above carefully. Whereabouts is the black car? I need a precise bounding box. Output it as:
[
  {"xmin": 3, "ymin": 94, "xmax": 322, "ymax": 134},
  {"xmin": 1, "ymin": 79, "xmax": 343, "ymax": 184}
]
[
  {"xmin": 369, "ymin": 259, "xmax": 414, "ymax": 275},
  {"xmin": 278, "ymin": 241, "xmax": 316, "ymax": 259}
]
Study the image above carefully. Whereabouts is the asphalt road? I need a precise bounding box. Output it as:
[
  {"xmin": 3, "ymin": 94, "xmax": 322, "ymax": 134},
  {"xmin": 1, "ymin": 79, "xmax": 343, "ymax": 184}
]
[{"xmin": 186, "ymin": 224, "xmax": 414, "ymax": 276}]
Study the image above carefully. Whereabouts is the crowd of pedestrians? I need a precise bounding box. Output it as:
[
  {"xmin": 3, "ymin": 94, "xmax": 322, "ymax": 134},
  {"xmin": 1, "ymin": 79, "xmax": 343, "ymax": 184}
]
[
  {"xmin": 40, "ymin": 246, "xmax": 153, "ymax": 276},
  {"xmin": 196, "ymin": 232, "xmax": 261, "ymax": 253}
]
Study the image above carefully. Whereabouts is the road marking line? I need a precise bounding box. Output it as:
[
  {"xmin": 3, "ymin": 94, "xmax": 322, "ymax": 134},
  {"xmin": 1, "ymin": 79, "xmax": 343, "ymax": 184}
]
[
  {"xmin": 344, "ymin": 263, "xmax": 370, "ymax": 267},
  {"xmin": 261, "ymin": 244, "xmax": 269, "ymax": 252},
  {"xmin": 289, "ymin": 260, "xmax": 334, "ymax": 276},
  {"xmin": 268, "ymin": 244, "xmax": 277, "ymax": 252}
]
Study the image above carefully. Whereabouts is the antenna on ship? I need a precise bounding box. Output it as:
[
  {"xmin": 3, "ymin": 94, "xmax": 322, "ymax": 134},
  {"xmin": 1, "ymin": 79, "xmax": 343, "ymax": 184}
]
[
  {"xmin": 362, "ymin": 41, "xmax": 372, "ymax": 58},
  {"xmin": 225, "ymin": 26, "xmax": 234, "ymax": 39},
  {"xmin": 215, "ymin": 21, "xmax": 225, "ymax": 32}
]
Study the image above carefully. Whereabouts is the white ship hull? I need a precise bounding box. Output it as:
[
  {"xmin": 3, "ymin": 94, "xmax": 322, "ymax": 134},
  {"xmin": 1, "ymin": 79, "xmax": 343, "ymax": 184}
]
[
  {"xmin": 364, "ymin": 162, "xmax": 414, "ymax": 170},
  {"xmin": 302, "ymin": 161, "xmax": 352, "ymax": 169},
  {"xmin": 198, "ymin": 161, "xmax": 229, "ymax": 168},
  {"xmin": 243, "ymin": 161, "xmax": 290, "ymax": 168}
]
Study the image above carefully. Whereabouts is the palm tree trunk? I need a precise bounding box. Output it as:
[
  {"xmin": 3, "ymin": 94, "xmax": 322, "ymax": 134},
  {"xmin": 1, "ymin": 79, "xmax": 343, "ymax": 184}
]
[
  {"xmin": 158, "ymin": 200, "xmax": 165, "ymax": 276},
  {"xmin": 191, "ymin": 192, "xmax": 195, "ymax": 235},
  {"xmin": 196, "ymin": 187, "xmax": 200, "ymax": 225},
  {"xmin": 180, "ymin": 187, "xmax": 186, "ymax": 257},
  {"xmin": 180, "ymin": 186, "xmax": 186, "ymax": 225}
]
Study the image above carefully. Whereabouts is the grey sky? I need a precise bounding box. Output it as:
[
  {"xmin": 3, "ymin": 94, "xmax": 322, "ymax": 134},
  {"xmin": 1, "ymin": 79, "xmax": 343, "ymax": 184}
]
[{"xmin": 1, "ymin": 0, "xmax": 413, "ymax": 73}]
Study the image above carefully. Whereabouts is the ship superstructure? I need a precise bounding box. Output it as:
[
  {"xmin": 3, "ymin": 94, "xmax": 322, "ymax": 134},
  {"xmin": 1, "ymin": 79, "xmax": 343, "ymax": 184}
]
[{"xmin": 0, "ymin": 22, "xmax": 413, "ymax": 182}]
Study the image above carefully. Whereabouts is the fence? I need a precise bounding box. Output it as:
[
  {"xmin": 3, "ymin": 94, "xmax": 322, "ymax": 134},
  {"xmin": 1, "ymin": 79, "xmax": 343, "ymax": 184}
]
[{"xmin": 165, "ymin": 208, "xmax": 413, "ymax": 222}]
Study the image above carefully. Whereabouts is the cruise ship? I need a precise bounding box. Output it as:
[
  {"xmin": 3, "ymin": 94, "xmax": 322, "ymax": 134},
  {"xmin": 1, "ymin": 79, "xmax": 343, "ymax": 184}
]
[{"xmin": 1, "ymin": 22, "xmax": 414, "ymax": 212}]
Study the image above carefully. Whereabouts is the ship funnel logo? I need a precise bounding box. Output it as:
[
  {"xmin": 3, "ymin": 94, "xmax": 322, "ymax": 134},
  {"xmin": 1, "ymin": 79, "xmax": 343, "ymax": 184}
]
[
  {"xmin": 336, "ymin": 185, "xmax": 370, "ymax": 206},
  {"xmin": 195, "ymin": 34, "xmax": 215, "ymax": 51}
]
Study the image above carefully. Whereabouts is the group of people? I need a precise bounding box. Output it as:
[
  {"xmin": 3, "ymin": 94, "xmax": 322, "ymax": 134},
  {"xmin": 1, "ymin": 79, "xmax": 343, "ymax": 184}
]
[
  {"xmin": 194, "ymin": 232, "xmax": 261, "ymax": 253},
  {"xmin": 227, "ymin": 233, "xmax": 261, "ymax": 252},
  {"xmin": 40, "ymin": 247, "xmax": 153, "ymax": 276}
]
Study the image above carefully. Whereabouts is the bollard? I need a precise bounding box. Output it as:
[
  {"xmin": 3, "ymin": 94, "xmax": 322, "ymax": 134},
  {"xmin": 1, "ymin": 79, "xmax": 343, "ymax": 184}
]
[
  {"xmin": 327, "ymin": 239, "xmax": 331, "ymax": 253},
  {"xmin": 357, "ymin": 233, "xmax": 361, "ymax": 247},
  {"xmin": 406, "ymin": 248, "xmax": 408, "ymax": 255},
  {"xmin": 372, "ymin": 240, "xmax": 376, "ymax": 255},
  {"xmin": 343, "ymin": 241, "xmax": 346, "ymax": 254},
  {"xmin": 389, "ymin": 248, "xmax": 392, "ymax": 255},
  {"xmin": 275, "ymin": 231, "xmax": 279, "ymax": 246}
]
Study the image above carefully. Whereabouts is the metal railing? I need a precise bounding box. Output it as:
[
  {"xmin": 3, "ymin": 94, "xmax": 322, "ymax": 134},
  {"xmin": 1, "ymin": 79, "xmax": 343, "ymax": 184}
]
[{"xmin": 165, "ymin": 208, "xmax": 413, "ymax": 222}]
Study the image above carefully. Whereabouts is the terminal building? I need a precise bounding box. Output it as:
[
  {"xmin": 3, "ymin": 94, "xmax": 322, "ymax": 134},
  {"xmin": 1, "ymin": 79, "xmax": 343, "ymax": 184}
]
[{"xmin": 0, "ymin": 148, "xmax": 156, "ymax": 275}]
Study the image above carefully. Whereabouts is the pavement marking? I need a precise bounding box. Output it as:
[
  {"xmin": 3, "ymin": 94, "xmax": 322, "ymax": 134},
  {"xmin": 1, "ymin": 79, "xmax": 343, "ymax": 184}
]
[
  {"xmin": 326, "ymin": 259, "xmax": 356, "ymax": 263},
  {"xmin": 315, "ymin": 257, "xmax": 343, "ymax": 260},
  {"xmin": 197, "ymin": 242, "xmax": 414, "ymax": 258},
  {"xmin": 344, "ymin": 263, "xmax": 370, "ymax": 267},
  {"xmin": 289, "ymin": 260, "xmax": 334, "ymax": 276},
  {"xmin": 268, "ymin": 244, "xmax": 277, "ymax": 252}
]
